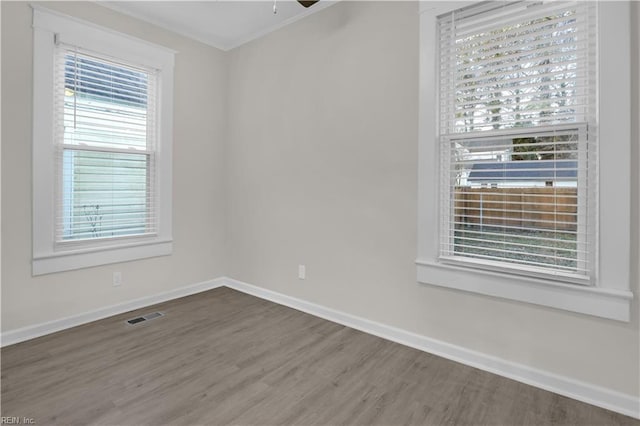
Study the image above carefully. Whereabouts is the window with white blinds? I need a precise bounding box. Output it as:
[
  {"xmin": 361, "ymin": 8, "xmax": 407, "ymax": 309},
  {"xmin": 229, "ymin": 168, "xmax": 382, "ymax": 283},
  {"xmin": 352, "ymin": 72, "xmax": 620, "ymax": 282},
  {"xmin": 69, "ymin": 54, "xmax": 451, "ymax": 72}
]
[
  {"xmin": 32, "ymin": 7, "xmax": 174, "ymax": 275},
  {"xmin": 437, "ymin": 1, "xmax": 597, "ymax": 282},
  {"xmin": 54, "ymin": 48, "xmax": 157, "ymax": 243}
]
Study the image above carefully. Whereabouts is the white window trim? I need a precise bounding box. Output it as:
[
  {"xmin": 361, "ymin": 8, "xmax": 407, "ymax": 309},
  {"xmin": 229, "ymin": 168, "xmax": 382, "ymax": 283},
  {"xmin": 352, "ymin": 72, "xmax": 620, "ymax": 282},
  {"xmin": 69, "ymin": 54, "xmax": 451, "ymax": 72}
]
[
  {"xmin": 32, "ymin": 6, "xmax": 175, "ymax": 275},
  {"xmin": 417, "ymin": 1, "xmax": 633, "ymax": 321}
]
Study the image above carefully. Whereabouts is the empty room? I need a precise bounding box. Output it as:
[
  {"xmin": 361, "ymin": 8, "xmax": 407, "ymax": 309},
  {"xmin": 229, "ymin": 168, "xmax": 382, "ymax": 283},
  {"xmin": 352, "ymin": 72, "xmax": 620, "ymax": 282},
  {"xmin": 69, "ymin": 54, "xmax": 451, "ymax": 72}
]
[{"xmin": 1, "ymin": 0, "xmax": 639, "ymax": 424}]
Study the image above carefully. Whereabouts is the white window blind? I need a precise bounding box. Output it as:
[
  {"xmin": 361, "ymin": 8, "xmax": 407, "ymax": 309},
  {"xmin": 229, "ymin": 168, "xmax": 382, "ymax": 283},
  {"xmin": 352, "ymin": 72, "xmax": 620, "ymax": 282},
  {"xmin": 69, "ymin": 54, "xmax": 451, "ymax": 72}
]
[
  {"xmin": 53, "ymin": 46, "xmax": 158, "ymax": 243},
  {"xmin": 437, "ymin": 1, "xmax": 597, "ymax": 282}
]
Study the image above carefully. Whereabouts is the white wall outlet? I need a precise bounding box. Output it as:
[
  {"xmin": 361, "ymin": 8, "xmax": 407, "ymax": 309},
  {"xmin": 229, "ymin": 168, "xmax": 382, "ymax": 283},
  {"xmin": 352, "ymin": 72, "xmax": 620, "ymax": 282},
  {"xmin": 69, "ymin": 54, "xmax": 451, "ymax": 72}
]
[
  {"xmin": 298, "ymin": 265, "xmax": 306, "ymax": 280},
  {"xmin": 113, "ymin": 271, "xmax": 122, "ymax": 287}
]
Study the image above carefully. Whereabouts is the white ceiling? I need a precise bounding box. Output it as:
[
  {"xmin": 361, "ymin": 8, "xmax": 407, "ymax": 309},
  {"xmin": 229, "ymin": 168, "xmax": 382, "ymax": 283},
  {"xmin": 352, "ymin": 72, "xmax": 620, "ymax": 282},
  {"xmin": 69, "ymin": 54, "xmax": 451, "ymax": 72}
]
[{"xmin": 100, "ymin": 1, "xmax": 337, "ymax": 51}]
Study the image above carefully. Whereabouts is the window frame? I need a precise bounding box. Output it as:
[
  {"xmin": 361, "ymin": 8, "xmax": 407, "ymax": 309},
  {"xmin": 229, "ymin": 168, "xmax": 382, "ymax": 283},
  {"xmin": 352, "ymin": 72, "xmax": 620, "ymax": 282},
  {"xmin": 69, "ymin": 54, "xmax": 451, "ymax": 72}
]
[
  {"xmin": 32, "ymin": 6, "xmax": 175, "ymax": 275},
  {"xmin": 417, "ymin": 1, "xmax": 633, "ymax": 321}
]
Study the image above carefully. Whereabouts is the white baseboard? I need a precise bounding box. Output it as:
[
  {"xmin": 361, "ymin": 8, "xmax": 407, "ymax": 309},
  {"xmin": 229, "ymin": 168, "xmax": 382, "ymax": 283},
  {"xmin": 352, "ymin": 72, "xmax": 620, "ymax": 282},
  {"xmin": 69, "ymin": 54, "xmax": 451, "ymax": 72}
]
[
  {"xmin": 223, "ymin": 277, "xmax": 640, "ymax": 420},
  {"xmin": 0, "ymin": 278, "xmax": 225, "ymax": 347},
  {"xmin": 2, "ymin": 275, "xmax": 637, "ymax": 419}
]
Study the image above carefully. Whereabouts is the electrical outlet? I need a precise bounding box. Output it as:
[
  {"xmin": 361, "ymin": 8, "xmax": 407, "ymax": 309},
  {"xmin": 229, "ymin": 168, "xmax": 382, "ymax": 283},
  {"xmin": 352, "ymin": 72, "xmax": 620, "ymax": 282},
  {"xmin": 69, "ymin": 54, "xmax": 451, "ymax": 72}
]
[
  {"xmin": 298, "ymin": 265, "xmax": 306, "ymax": 280},
  {"xmin": 113, "ymin": 271, "xmax": 122, "ymax": 287}
]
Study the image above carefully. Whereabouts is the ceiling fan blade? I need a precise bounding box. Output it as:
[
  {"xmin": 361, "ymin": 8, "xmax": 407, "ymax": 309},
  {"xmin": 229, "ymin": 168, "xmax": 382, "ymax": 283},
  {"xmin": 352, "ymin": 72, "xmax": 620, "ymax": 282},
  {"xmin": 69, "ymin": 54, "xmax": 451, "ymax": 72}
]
[{"xmin": 298, "ymin": 0, "xmax": 320, "ymax": 8}]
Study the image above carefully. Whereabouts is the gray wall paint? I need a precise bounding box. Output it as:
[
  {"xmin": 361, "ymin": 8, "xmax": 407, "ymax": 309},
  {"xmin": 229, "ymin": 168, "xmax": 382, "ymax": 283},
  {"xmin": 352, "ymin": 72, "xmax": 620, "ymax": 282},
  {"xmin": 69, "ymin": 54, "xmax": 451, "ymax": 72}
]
[
  {"xmin": 1, "ymin": 1, "xmax": 228, "ymax": 331},
  {"xmin": 226, "ymin": 2, "xmax": 639, "ymax": 397}
]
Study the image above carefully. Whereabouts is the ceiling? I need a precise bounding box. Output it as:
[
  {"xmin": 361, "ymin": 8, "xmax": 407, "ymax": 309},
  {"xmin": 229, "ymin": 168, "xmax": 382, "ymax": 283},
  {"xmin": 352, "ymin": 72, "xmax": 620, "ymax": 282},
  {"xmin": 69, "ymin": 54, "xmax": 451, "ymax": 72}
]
[{"xmin": 100, "ymin": 1, "xmax": 337, "ymax": 51}]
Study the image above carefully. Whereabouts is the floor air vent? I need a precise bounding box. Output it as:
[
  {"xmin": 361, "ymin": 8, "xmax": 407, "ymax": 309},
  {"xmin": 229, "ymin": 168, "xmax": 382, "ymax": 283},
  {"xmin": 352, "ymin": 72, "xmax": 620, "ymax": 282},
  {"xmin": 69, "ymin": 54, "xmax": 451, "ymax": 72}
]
[{"xmin": 126, "ymin": 311, "xmax": 164, "ymax": 325}]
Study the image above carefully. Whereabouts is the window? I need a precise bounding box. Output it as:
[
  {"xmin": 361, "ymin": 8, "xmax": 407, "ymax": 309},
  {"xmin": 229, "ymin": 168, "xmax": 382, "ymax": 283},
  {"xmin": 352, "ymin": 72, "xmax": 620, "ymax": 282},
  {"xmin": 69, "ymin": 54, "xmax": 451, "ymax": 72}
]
[
  {"xmin": 32, "ymin": 7, "xmax": 174, "ymax": 275},
  {"xmin": 58, "ymin": 49, "xmax": 157, "ymax": 242},
  {"xmin": 418, "ymin": 1, "xmax": 633, "ymax": 321},
  {"xmin": 438, "ymin": 1, "xmax": 596, "ymax": 283}
]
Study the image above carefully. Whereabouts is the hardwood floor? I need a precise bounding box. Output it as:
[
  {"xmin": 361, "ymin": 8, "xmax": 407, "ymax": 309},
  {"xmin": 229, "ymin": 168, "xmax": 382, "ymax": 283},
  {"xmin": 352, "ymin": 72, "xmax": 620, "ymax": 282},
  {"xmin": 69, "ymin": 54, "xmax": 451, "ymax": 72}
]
[{"xmin": 1, "ymin": 287, "xmax": 638, "ymax": 426}]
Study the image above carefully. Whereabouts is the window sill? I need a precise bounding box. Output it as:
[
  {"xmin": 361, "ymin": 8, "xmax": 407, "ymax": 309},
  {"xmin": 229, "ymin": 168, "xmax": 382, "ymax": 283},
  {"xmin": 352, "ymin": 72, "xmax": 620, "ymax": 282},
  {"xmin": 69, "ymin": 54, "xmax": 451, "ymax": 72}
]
[
  {"xmin": 416, "ymin": 259, "xmax": 633, "ymax": 322},
  {"xmin": 33, "ymin": 240, "xmax": 172, "ymax": 276}
]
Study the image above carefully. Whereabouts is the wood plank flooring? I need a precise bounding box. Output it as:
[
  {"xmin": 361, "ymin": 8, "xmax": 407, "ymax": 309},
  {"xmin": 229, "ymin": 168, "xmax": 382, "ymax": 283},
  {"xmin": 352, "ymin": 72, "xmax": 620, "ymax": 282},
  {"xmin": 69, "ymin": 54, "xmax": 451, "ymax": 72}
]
[{"xmin": 1, "ymin": 287, "xmax": 638, "ymax": 425}]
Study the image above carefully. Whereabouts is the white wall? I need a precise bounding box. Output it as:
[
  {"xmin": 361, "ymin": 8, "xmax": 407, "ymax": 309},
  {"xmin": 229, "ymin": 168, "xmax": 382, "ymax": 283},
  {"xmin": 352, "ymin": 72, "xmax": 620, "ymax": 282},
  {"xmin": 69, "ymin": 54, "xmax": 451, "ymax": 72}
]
[
  {"xmin": 1, "ymin": 1, "xmax": 228, "ymax": 331},
  {"xmin": 226, "ymin": 1, "xmax": 639, "ymax": 398}
]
